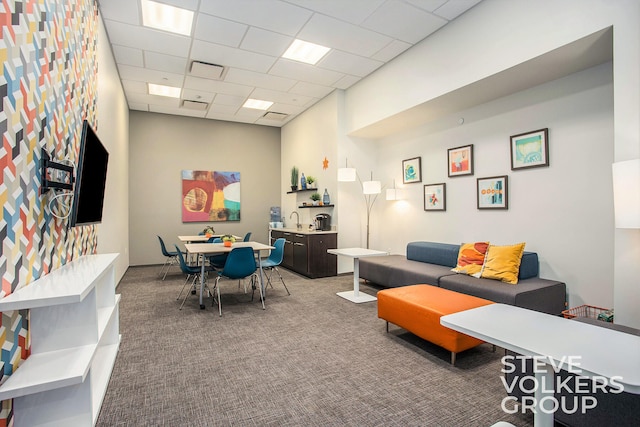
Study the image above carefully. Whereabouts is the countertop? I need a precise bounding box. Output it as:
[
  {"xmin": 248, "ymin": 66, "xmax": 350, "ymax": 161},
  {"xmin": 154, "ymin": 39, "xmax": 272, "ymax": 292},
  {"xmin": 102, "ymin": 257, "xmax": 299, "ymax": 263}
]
[{"xmin": 270, "ymin": 227, "xmax": 337, "ymax": 235}]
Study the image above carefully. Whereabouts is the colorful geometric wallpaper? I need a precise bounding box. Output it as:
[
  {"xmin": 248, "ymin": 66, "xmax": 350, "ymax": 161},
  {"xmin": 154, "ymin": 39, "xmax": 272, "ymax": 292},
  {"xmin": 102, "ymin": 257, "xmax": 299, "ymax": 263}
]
[{"xmin": 0, "ymin": 0, "xmax": 98, "ymax": 423}]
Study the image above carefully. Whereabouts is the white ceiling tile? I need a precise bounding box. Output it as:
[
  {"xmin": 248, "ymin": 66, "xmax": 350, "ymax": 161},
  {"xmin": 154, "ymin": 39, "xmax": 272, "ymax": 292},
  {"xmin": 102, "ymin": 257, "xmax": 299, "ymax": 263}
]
[
  {"xmin": 128, "ymin": 102, "xmax": 149, "ymax": 111},
  {"xmin": 158, "ymin": 0, "xmax": 199, "ymax": 10},
  {"xmin": 268, "ymin": 103, "xmax": 304, "ymax": 115},
  {"xmin": 270, "ymin": 59, "xmax": 343, "ymax": 87},
  {"xmin": 235, "ymin": 107, "xmax": 266, "ymax": 120},
  {"xmin": 121, "ymin": 79, "xmax": 147, "ymax": 94},
  {"xmin": 198, "ymin": 0, "xmax": 312, "ymax": 36},
  {"xmin": 297, "ymin": 13, "xmax": 392, "ymax": 57},
  {"xmin": 319, "ymin": 50, "xmax": 383, "ymax": 77},
  {"xmin": 433, "ymin": 0, "xmax": 482, "ymax": 20},
  {"xmin": 241, "ymin": 27, "xmax": 292, "ymax": 57},
  {"xmin": 145, "ymin": 52, "xmax": 188, "ymax": 74},
  {"xmin": 404, "ymin": 0, "xmax": 449, "ymax": 13},
  {"xmin": 371, "ymin": 39, "xmax": 412, "ymax": 62},
  {"xmin": 208, "ymin": 103, "xmax": 240, "ymax": 115},
  {"xmin": 112, "ymin": 45, "xmax": 144, "ymax": 67},
  {"xmin": 182, "ymin": 89, "xmax": 215, "ymax": 103},
  {"xmin": 127, "ymin": 92, "xmax": 181, "ymax": 107},
  {"xmin": 118, "ymin": 64, "xmax": 185, "ymax": 86},
  {"xmin": 191, "ymin": 40, "xmax": 277, "ymax": 73},
  {"xmin": 333, "ymin": 74, "xmax": 361, "ymax": 90},
  {"xmin": 225, "ymin": 68, "xmax": 296, "ymax": 92},
  {"xmin": 194, "ymin": 13, "xmax": 247, "ymax": 47},
  {"xmin": 250, "ymin": 88, "xmax": 312, "ymax": 106},
  {"xmin": 284, "ymin": 0, "xmax": 386, "ymax": 25},
  {"xmin": 104, "ymin": 20, "xmax": 191, "ymax": 57},
  {"xmin": 184, "ymin": 76, "xmax": 254, "ymax": 97},
  {"xmin": 362, "ymin": 0, "xmax": 447, "ymax": 44},
  {"xmin": 98, "ymin": 0, "xmax": 139, "ymax": 25},
  {"xmin": 213, "ymin": 93, "xmax": 246, "ymax": 107},
  {"xmin": 151, "ymin": 105, "xmax": 207, "ymax": 118},
  {"xmin": 289, "ymin": 81, "xmax": 334, "ymax": 99}
]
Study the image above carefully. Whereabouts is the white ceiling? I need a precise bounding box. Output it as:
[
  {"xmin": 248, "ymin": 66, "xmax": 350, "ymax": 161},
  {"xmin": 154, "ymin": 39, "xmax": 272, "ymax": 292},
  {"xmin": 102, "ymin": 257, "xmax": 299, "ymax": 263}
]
[{"xmin": 98, "ymin": 0, "xmax": 482, "ymax": 127}]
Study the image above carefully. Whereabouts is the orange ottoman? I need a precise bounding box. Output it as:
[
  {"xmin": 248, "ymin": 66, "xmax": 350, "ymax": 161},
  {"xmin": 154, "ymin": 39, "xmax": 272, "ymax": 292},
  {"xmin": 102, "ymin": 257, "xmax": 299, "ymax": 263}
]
[{"xmin": 378, "ymin": 284, "xmax": 494, "ymax": 364}]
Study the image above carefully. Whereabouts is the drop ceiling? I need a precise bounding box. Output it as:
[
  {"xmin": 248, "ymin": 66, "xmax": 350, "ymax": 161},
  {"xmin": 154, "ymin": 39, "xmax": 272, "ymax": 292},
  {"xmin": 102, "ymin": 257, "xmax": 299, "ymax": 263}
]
[{"xmin": 98, "ymin": 0, "xmax": 482, "ymax": 127}]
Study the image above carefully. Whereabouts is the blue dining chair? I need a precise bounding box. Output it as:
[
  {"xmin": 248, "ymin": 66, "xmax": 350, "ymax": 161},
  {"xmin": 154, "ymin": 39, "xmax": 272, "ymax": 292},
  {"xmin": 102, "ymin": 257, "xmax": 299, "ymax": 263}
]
[
  {"xmin": 157, "ymin": 235, "xmax": 183, "ymax": 280},
  {"xmin": 243, "ymin": 232, "xmax": 252, "ymax": 241},
  {"xmin": 212, "ymin": 247, "xmax": 264, "ymax": 316},
  {"xmin": 207, "ymin": 237, "xmax": 228, "ymax": 269},
  {"xmin": 259, "ymin": 238, "xmax": 290, "ymax": 295},
  {"xmin": 175, "ymin": 244, "xmax": 215, "ymax": 310}
]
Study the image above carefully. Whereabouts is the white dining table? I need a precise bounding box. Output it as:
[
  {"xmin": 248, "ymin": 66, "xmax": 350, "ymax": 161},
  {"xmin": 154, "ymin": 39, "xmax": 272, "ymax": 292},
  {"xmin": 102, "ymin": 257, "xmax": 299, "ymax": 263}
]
[
  {"xmin": 184, "ymin": 241, "xmax": 274, "ymax": 309},
  {"xmin": 441, "ymin": 304, "xmax": 640, "ymax": 427}
]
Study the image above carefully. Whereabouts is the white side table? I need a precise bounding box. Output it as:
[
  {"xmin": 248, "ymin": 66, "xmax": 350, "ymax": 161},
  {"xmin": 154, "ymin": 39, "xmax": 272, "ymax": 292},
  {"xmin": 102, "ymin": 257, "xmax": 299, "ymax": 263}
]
[{"xmin": 328, "ymin": 247, "xmax": 388, "ymax": 303}]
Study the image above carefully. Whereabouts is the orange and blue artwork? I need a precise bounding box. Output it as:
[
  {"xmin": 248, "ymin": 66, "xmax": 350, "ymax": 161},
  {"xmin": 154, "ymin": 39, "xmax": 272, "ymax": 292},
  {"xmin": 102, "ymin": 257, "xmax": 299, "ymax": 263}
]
[{"xmin": 182, "ymin": 170, "xmax": 241, "ymax": 222}]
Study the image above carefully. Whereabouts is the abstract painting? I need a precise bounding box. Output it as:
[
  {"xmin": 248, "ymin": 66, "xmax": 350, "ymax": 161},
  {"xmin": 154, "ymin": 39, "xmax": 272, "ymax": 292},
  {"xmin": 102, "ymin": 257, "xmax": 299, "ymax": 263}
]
[
  {"xmin": 477, "ymin": 175, "xmax": 508, "ymax": 209},
  {"xmin": 510, "ymin": 128, "xmax": 549, "ymax": 170},
  {"xmin": 424, "ymin": 183, "xmax": 446, "ymax": 211},
  {"xmin": 182, "ymin": 170, "xmax": 241, "ymax": 222}
]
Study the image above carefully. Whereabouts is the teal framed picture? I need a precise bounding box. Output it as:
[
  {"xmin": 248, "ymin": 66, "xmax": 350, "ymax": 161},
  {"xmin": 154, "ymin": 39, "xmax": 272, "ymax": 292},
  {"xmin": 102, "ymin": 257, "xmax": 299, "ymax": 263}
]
[
  {"xmin": 402, "ymin": 156, "xmax": 422, "ymax": 184},
  {"xmin": 510, "ymin": 128, "xmax": 549, "ymax": 170}
]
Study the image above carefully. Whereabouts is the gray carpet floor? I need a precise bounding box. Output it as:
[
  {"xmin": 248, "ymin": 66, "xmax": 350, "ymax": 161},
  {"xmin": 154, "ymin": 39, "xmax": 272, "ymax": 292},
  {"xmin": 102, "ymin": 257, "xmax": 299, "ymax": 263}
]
[{"xmin": 96, "ymin": 265, "xmax": 534, "ymax": 426}]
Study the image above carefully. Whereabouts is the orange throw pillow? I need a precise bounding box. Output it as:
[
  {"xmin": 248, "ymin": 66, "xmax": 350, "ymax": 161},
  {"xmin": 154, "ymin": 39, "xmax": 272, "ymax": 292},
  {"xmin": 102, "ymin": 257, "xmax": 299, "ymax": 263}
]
[{"xmin": 451, "ymin": 242, "xmax": 490, "ymax": 277}]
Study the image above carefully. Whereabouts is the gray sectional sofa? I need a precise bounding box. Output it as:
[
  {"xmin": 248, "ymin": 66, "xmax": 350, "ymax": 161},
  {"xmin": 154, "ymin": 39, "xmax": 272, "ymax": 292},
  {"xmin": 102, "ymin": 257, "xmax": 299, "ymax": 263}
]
[{"xmin": 359, "ymin": 241, "xmax": 566, "ymax": 315}]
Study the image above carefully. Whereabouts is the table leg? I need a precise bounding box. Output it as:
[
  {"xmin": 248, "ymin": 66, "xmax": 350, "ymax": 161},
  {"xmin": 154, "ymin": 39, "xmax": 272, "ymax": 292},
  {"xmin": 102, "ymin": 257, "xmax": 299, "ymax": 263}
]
[
  {"xmin": 336, "ymin": 257, "xmax": 377, "ymax": 303},
  {"xmin": 199, "ymin": 254, "xmax": 206, "ymax": 309},
  {"xmin": 533, "ymin": 364, "xmax": 554, "ymax": 427}
]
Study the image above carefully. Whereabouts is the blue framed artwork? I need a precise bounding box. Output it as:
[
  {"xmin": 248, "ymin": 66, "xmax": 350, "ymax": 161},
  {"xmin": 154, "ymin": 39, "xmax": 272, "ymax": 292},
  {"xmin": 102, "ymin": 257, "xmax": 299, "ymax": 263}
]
[
  {"xmin": 477, "ymin": 175, "xmax": 508, "ymax": 210},
  {"xmin": 510, "ymin": 128, "xmax": 549, "ymax": 170},
  {"xmin": 402, "ymin": 156, "xmax": 422, "ymax": 184}
]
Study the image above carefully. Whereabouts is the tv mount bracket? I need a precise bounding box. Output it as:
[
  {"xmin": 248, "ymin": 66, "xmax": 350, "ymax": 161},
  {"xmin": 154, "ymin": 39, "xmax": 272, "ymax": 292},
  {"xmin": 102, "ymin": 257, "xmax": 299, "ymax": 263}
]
[{"xmin": 41, "ymin": 148, "xmax": 74, "ymax": 193}]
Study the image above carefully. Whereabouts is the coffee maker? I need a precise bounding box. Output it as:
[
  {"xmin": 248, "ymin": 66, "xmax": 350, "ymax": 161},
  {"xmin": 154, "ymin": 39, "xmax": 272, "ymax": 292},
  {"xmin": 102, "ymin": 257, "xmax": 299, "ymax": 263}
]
[{"xmin": 314, "ymin": 213, "xmax": 331, "ymax": 231}]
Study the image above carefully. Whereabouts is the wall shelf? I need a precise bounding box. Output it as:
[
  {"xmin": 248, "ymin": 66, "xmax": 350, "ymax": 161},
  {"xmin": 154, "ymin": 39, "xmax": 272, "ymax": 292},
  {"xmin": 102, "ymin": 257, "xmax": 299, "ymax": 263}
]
[
  {"xmin": 298, "ymin": 204, "xmax": 334, "ymax": 208},
  {"xmin": 286, "ymin": 188, "xmax": 320, "ymax": 194},
  {"xmin": 0, "ymin": 253, "xmax": 120, "ymax": 426}
]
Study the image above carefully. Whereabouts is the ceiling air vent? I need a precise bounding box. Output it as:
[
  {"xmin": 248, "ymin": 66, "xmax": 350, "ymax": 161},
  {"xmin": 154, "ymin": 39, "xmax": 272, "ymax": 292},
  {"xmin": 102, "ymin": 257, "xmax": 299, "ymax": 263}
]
[
  {"xmin": 182, "ymin": 100, "xmax": 209, "ymax": 111},
  {"xmin": 190, "ymin": 61, "xmax": 226, "ymax": 80},
  {"xmin": 263, "ymin": 112, "xmax": 288, "ymax": 121}
]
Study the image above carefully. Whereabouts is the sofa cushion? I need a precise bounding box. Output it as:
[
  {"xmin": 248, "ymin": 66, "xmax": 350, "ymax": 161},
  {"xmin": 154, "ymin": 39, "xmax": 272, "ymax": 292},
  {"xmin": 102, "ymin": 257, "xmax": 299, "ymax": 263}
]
[
  {"xmin": 518, "ymin": 252, "xmax": 538, "ymax": 280},
  {"xmin": 438, "ymin": 274, "xmax": 566, "ymax": 315},
  {"xmin": 406, "ymin": 242, "xmax": 460, "ymax": 267},
  {"xmin": 480, "ymin": 242, "xmax": 526, "ymax": 284},
  {"xmin": 359, "ymin": 255, "xmax": 455, "ymax": 288},
  {"xmin": 451, "ymin": 242, "xmax": 489, "ymax": 277}
]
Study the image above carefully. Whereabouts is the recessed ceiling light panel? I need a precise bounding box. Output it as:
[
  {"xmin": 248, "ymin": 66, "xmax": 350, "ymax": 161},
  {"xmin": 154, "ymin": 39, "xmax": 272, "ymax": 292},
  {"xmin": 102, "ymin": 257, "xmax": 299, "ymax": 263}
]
[
  {"xmin": 148, "ymin": 83, "xmax": 181, "ymax": 98},
  {"xmin": 141, "ymin": 0, "xmax": 194, "ymax": 36},
  {"xmin": 282, "ymin": 39, "xmax": 330, "ymax": 65},
  {"xmin": 243, "ymin": 99, "xmax": 274, "ymax": 110}
]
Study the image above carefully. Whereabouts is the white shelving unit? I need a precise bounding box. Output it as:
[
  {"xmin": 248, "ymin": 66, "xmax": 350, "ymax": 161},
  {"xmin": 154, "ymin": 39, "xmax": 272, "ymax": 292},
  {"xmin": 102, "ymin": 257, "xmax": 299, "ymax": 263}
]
[{"xmin": 0, "ymin": 253, "xmax": 120, "ymax": 426}]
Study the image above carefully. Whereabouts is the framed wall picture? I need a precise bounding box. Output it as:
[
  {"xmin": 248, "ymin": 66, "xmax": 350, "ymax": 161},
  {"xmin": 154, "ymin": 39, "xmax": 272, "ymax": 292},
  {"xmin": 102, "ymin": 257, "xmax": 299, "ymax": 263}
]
[
  {"xmin": 447, "ymin": 144, "xmax": 474, "ymax": 177},
  {"xmin": 402, "ymin": 157, "xmax": 422, "ymax": 184},
  {"xmin": 424, "ymin": 183, "xmax": 446, "ymax": 211},
  {"xmin": 477, "ymin": 175, "xmax": 508, "ymax": 209},
  {"xmin": 510, "ymin": 128, "xmax": 549, "ymax": 170}
]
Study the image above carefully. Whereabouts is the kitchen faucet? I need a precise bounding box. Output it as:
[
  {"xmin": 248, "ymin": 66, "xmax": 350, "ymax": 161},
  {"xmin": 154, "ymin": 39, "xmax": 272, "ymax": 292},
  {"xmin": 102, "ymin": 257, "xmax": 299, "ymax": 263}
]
[{"xmin": 290, "ymin": 211, "xmax": 301, "ymax": 229}]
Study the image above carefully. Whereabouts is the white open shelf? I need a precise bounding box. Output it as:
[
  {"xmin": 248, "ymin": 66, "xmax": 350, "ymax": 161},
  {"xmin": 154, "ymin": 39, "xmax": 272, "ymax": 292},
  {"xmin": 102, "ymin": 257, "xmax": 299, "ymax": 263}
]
[{"xmin": 0, "ymin": 253, "xmax": 121, "ymax": 427}]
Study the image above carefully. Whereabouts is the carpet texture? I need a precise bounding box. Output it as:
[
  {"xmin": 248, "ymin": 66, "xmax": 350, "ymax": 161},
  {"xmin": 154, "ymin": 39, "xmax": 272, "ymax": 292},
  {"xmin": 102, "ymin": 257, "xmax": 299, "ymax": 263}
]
[{"xmin": 96, "ymin": 265, "xmax": 533, "ymax": 426}]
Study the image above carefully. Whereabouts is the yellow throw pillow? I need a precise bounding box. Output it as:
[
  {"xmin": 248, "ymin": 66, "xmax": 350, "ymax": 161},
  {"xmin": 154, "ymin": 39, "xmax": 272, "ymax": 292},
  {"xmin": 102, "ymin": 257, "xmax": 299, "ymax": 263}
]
[
  {"xmin": 451, "ymin": 242, "xmax": 490, "ymax": 277},
  {"xmin": 480, "ymin": 243, "xmax": 526, "ymax": 284}
]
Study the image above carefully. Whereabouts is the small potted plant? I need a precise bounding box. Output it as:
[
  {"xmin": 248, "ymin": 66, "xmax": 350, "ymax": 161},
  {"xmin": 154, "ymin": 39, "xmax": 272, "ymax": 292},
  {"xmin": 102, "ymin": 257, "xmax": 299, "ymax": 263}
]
[
  {"xmin": 290, "ymin": 166, "xmax": 299, "ymax": 191},
  {"xmin": 221, "ymin": 234, "xmax": 236, "ymax": 247},
  {"xmin": 306, "ymin": 175, "xmax": 316, "ymax": 189},
  {"xmin": 202, "ymin": 225, "xmax": 215, "ymax": 237},
  {"xmin": 310, "ymin": 192, "xmax": 321, "ymax": 205}
]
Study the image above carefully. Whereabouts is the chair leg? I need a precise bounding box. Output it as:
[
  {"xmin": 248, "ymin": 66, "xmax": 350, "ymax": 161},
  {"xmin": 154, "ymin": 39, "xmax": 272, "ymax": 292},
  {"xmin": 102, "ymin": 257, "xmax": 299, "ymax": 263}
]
[
  {"xmin": 162, "ymin": 256, "xmax": 177, "ymax": 280},
  {"xmin": 179, "ymin": 274, "xmax": 199, "ymax": 310},
  {"xmin": 216, "ymin": 277, "xmax": 222, "ymax": 316},
  {"xmin": 176, "ymin": 274, "xmax": 192, "ymax": 300},
  {"xmin": 273, "ymin": 267, "xmax": 290, "ymax": 295},
  {"xmin": 159, "ymin": 258, "xmax": 171, "ymax": 279}
]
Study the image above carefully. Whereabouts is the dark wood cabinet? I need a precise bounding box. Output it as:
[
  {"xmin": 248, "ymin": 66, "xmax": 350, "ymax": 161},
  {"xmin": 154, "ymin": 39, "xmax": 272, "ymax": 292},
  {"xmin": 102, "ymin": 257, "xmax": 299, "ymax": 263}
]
[{"xmin": 271, "ymin": 230, "xmax": 337, "ymax": 278}]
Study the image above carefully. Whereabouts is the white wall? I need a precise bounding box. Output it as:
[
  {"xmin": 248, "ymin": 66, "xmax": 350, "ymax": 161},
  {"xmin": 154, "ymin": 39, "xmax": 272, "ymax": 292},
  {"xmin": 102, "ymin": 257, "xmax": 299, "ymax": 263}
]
[
  {"xmin": 375, "ymin": 63, "xmax": 613, "ymax": 308},
  {"xmin": 128, "ymin": 112, "xmax": 281, "ymax": 265},
  {"xmin": 97, "ymin": 15, "xmax": 130, "ymax": 282},
  {"xmin": 282, "ymin": 0, "xmax": 640, "ymax": 327}
]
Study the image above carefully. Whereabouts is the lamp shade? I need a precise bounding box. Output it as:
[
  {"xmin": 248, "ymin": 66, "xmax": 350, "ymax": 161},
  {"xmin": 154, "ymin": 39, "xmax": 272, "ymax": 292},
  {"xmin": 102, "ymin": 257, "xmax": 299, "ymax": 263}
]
[
  {"xmin": 363, "ymin": 180, "xmax": 381, "ymax": 195},
  {"xmin": 612, "ymin": 158, "xmax": 640, "ymax": 229},
  {"xmin": 337, "ymin": 167, "xmax": 356, "ymax": 182}
]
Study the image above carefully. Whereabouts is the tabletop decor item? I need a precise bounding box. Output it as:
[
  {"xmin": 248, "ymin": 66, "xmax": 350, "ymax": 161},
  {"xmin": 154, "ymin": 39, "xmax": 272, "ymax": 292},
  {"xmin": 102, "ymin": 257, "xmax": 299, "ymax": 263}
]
[
  {"xmin": 202, "ymin": 225, "xmax": 215, "ymax": 237},
  {"xmin": 402, "ymin": 157, "xmax": 422, "ymax": 184},
  {"xmin": 221, "ymin": 234, "xmax": 236, "ymax": 247},
  {"xmin": 290, "ymin": 166, "xmax": 299, "ymax": 191},
  {"xmin": 310, "ymin": 192, "xmax": 321, "ymax": 205}
]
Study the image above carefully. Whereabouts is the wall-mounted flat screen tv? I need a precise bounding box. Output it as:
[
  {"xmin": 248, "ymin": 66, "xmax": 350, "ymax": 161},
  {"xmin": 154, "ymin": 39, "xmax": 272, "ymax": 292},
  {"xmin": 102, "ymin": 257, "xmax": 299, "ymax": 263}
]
[{"xmin": 69, "ymin": 120, "xmax": 109, "ymax": 227}]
